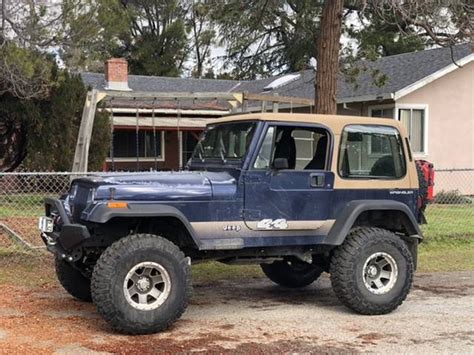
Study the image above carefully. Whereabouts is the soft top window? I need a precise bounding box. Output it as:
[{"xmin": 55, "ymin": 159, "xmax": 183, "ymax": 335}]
[{"xmin": 339, "ymin": 125, "xmax": 406, "ymax": 179}]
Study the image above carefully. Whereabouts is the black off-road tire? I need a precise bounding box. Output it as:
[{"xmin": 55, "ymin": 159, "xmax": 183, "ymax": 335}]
[
  {"xmin": 55, "ymin": 258, "xmax": 92, "ymax": 302},
  {"xmin": 261, "ymin": 260, "xmax": 324, "ymax": 288},
  {"xmin": 330, "ymin": 227, "xmax": 414, "ymax": 315},
  {"xmin": 91, "ymin": 234, "xmax": 191, "ymax": 334}
]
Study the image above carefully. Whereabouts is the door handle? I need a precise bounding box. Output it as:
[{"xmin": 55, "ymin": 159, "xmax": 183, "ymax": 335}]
[{"xmin": 310, "ymin": 173, "xmax": 325, "ymax": 188}]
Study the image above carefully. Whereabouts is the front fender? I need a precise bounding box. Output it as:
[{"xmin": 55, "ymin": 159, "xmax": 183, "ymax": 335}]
[
  {"xmin": 323, "ymin": 200, "xmax": 423, "ymax": 246},
  {"xmin": 82, "ymin": 202, "xmax": 200, "ymax": 248}
]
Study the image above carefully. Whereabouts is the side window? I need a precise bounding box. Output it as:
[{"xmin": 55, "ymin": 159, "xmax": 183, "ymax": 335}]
[
  {"xmin": 339, "ymin": 125, "xmax": 406, "ymax": 179},
  {"xmin": 292, "ymin": 129, "xmax": 328, "ymax": 170},
  {"xmin": 253, "ymin": 125, "xmax": 329, "ymax": 171}
]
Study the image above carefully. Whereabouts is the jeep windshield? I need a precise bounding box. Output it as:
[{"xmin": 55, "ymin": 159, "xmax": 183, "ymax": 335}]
[{"xmin": 189, "ymin": 121, "xmax": 257, "ymax": 168}]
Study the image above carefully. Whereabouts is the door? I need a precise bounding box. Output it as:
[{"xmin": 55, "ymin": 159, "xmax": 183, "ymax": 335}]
[{"xmin": 243, "ymin": 124, "xmax": 334, "ymax": 231}]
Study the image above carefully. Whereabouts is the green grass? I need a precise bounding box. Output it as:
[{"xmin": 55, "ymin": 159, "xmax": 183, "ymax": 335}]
[
  {"xmin": 0, "ymin": 252, "xmax": 56, "ymax": 287},
  {"xmin": 192, "ymin": 262, "xmax": 263, "ymax": 283},
  {"xmin": 0, "ymin": 193, "xmax": 46, "ymax": 205},
  {"xmin": 418, "ymin": 204, "xmax": 474, "ymax": 272},
  {"xmin": 418, "ymin": 245, "xmax": 473, "ymax": 272},
  {"xmin": 0, "ymin": 193, "xmax": 45, "ymax": 217},
  {"xmin": 422, "ymin": 204, "xmax": 474, "ymax": 241}
]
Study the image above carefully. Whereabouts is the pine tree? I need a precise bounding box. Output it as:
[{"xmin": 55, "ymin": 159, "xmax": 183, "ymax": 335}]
[{"xmin": 22, "ymin": 72, "xmax": 110, "ymax": 171}]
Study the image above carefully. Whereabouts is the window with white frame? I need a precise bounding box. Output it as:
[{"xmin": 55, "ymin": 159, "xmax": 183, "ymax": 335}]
[{"xmin": 398, "ymin": 108, "xmax": 426, "ymax": 153}]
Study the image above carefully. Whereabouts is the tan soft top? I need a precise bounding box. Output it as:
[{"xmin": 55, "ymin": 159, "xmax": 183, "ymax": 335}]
[
  {"xmin": 210, "ymin": 112, "xmax": 415, "ymax": 189},
  {"xmin": 210, "ymin": 113, "xmax": 405, "ymax": 135}
]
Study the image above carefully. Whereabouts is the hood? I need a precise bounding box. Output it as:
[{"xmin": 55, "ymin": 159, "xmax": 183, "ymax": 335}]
[{"xmin": 75, "ymin": 171, "xmax": 237, "ymax": 201}]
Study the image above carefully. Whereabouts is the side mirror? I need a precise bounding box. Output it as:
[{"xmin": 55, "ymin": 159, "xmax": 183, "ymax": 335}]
[{"xmin": 273, "ymin": 157, "xmax": 289, "ymax": 170}]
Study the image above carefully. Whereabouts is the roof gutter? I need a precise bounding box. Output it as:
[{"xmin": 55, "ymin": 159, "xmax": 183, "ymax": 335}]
[
  {"xmin": 336, "ymin": 93, "xmax": 395, "ymax": 104},
  {"xmin": 101, "ymin": 108, "xmax": 229, "ymax": 116},
  {"xmin": 243, "ymin": 92, "xmax": 396, "ymax": 112}
]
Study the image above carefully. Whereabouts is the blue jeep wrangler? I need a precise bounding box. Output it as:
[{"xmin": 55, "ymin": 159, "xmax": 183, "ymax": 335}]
[{"xmin": 39, "ymin": 113, "xmax": 426, "ymax": 334}]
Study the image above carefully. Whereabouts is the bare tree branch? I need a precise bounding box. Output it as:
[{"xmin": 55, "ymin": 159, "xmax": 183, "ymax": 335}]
[{"xmin": 370, "ymin": 0, "xmax": 472, "ymax": 52}]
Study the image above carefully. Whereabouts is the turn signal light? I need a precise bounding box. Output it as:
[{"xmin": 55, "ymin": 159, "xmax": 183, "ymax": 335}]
[{"xmin": 107, "ymin": 201, "xmax": 128, "ymax": 209}]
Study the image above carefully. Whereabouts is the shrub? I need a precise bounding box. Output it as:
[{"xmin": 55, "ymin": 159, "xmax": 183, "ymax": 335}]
[
  {"xmin": 21, "ymin": 72, "xmax": 110, "ymax": 172},
  {"xmin": 433, "ymin": 190, "xmax": 473, "ymax": 205}
]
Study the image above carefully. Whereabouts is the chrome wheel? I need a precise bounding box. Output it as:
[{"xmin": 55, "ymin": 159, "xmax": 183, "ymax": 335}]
[
  {"xmin": 123, "ymin": 261, "xmax": 171, "ymax": 310},
  {"xmin": 362, "ymin": 252, "xmax": 398, "ymax": 295}
]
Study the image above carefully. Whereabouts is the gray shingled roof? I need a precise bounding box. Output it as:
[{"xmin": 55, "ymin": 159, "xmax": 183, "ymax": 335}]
[
  {"xmin": 336, "ymin": 43, "xmax": 472, "ymax": 101},
  {"xmin": 81, "ymin": 72, "xmax": 240, "ymax": 93},
  {"xmin": 270, "ymin": 43, "xmax": 473, "ymax": 101},
  {"xmin": 81, "ymin": 44, "xmax": 472, "ymax": 103}
]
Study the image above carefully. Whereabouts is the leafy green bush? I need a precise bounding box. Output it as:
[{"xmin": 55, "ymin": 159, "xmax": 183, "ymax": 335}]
[
  {"xmin": 433, "ymin": 190, "xmax": 473, "ymax": 205},
  {"xmin": 4, "ymin": 71, "xmax": 111, "ymax": 171}
]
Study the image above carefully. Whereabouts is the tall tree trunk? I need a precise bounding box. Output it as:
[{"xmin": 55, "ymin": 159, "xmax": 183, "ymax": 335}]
[
  {"xmin": 1, "ymin": 0, "xmax": 5, "ymax": 44},
  {"xmin": 315, "ymin": 0, "xmax": 344, "ymax": 114}
]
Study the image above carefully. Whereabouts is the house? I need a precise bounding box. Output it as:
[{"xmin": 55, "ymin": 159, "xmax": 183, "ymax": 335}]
[
  {"xmin": 81, "ymin": 59, "xmax": 240, "ymax": 171},
  {"xmin": 81, "ymin": 44, "xmax": 473, "ymax": 192},
  {"xmin": 260, "ymin": 44, "xmax": 473, "ymax": 172}
]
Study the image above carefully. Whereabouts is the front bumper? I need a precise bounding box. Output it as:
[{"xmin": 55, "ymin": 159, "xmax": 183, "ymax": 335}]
[{"xmin": 40, "ymin": 197, "xmax": 91, "ymax": 255}]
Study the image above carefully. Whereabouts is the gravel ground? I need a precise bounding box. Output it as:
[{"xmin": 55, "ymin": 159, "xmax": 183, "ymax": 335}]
[{"xmin": 0, "ymin": 271, "xmax": 472, "ymax": 354}]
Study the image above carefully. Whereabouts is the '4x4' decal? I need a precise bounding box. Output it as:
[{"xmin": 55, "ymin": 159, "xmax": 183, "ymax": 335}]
[{"xmin": 257, "ymin": 219, "xmax": 288, "ymax": 230}]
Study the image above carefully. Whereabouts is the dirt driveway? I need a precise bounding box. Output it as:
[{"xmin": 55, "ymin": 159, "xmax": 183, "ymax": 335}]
[{"xmin": 0, "ymin": 271, "xmax": 472, "ymax": 354}]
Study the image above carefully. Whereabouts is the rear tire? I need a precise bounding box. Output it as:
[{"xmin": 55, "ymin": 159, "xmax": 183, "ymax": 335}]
[
  {"xmin": 261, "ymin": 259, "xmax": 323, "ymax": 288},
  {"xmin": 330, "ymin": 227, "xmax": 414, "ymax": 315},
  {"xmin": 91, "ymin": 234, "xmax": 191, "ymax": 334},
  {"xmin": 55, "ymin": 258, "xmax": 92, "ymax": 302}
]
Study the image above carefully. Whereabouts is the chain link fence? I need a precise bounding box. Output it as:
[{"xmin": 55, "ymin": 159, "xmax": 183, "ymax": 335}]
[
  {"xmin": 1, "ymin": 170, "xmax": 473, "ymax": 260},
  {"xmin": 0, "ymin": 172, "xmax": 131, "ymax": 261},
  {"xmin": 422, "ymin": 169, "xmax": 474, "ymax": 249},
  {"xmin": 0, "ymin": 173, "xmax": 81, "ymax": 261}
]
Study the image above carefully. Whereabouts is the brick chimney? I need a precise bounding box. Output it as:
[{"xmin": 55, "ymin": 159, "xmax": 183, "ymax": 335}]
[{"xmin": 104, "ymin": 58, "xmax": 131, "ymax": 91}]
